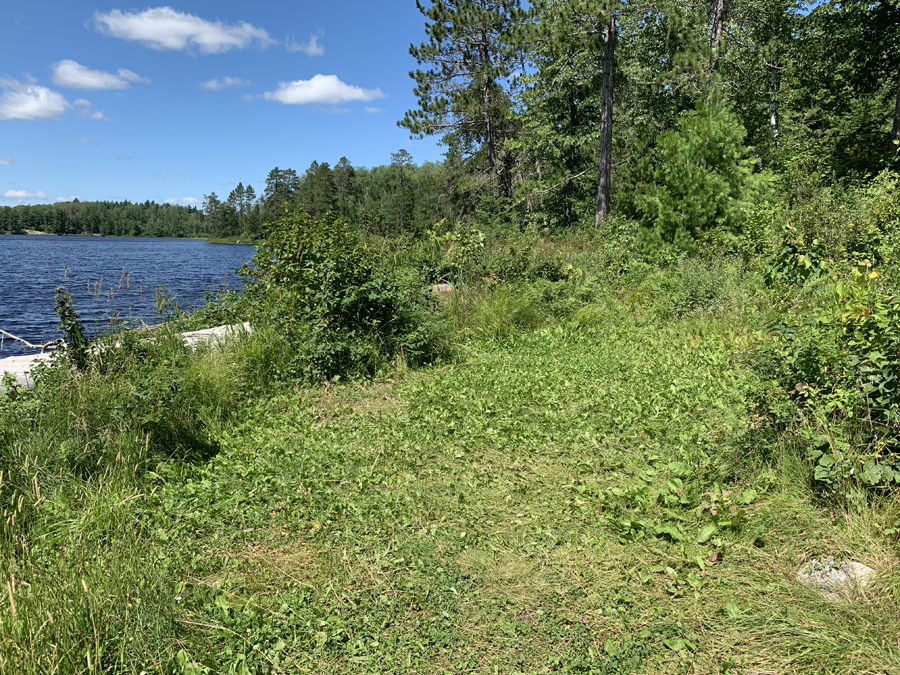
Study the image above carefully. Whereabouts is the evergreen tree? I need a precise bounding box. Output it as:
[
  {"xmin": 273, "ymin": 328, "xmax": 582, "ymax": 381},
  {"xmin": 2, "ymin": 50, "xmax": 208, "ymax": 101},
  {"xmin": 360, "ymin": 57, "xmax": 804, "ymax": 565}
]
[
  {"xmin": 298, "ymin": 161, "xmax": 337, "ymax": 217},
  {"xmin": 264, "ymin": 167, "xmax": 300, "ymax": 212},
  {"xmin": 401, "ymin": 0, "xmax": 528, "ymax": 183},
  {"xmin": 334, "ymin": 157, "xmax": 357, "ymax": 218},
  {"xmin": 634, "ymin": 98, "xmax": 770, "ymax": 243}
]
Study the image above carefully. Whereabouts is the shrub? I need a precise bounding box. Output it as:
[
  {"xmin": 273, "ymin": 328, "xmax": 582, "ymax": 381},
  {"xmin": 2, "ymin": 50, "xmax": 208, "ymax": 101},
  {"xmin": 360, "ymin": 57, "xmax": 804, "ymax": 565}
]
[
  {"xmin": 769, "ymin": 170, "xmax": 900, "ymax": 282},
  {"xmin": 764, "ymin": 224, "xmax": 830, "ymax": 287},
  {"xmin": 241, "ymin": 208, "xmax": 444, "ymax": 380},
  {"xmin": 752, "ymin": 262, "xmax": 900, "ymax": 493},
  {"xmin": 634, "ymin": 100, "xmax": 772, "ymax": 245}
]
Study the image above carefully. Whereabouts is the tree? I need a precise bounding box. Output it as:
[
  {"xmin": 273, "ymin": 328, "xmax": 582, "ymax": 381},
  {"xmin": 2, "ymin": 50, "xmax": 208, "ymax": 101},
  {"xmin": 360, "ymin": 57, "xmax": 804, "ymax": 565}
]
[
  {"xmin": 298, "ymin": 161, "xmax": 337, "ymax": 217},
  {"xmin": 263, "ymin": 167, "xmax": 300, "ymax": 212},
  {"xmin": 634, "ymin": 99, "xmax": 770, "ymax": 243},
  {"xmin": 334, "ymin": 157, "xmax": 357, "ymax": 217},
  {"xmin": 508, "ymin": 0, "xmax": 625, "ymax": 227},
  {"xmin": 391, "ymin": 149, "xmax": 416, "ymax": 230},
  {"xmin": 227, "ymin": 183, "xmax": 246, "ymax": 221},
  {"xmin": 203, "ymin": 192, "xmax": 222, "ymax": 236},
  {"xmin": 595, "ymin": 0, "xmax": 617, "ymax": 226},
  {"xmin": 709, "ymin": 0, "xmax": 726, "ymax": 74},
  {"xmin": 401, "ymin": 0, "xmax": 527, "ymax": 175},
  {"xmin": 780, "ymin": 0, "xmax": 900, "ymax": 176}
]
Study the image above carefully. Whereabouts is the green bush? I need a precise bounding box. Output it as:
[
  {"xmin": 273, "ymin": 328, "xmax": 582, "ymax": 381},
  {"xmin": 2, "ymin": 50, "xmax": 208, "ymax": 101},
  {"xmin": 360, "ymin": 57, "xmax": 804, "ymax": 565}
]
[
  {"xmin": 752, "ymin": 262, "xmax": 900, "ymax": 493},
  {"xmin": 634, "ymin": 100, "xmax": 772, "ymax": 245},
  {"xmin": 769, "ymin": 170, "xmax": 900, "ymax": 282},
  {"xmin": 764, "ymin": 224, "xmax": 830, "ymax": 287},
  {"xmin": 241, "ymin": 208, "xmax": 445, "ymax": 380}
]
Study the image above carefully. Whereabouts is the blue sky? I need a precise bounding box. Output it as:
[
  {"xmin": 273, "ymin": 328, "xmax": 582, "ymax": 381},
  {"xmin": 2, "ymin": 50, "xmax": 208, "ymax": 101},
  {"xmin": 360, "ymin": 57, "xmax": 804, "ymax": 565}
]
[{"xmin": 0, "ymin": 2, "xmax": 444, "ymax": 206}]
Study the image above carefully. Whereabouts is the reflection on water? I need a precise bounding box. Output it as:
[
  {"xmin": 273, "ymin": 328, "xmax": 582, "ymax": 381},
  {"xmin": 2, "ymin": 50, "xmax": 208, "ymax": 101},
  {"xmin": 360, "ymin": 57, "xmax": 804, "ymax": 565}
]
[{"xmin": 0, "ymin": 235, "xmax": 255, "ymax": 352}]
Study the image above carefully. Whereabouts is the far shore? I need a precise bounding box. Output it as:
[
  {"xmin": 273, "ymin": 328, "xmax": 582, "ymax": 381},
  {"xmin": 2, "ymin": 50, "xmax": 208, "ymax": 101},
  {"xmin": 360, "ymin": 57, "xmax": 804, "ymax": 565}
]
[{"xmin": 3, "ymin": 230, "xmax": 257, "ymax": 244}]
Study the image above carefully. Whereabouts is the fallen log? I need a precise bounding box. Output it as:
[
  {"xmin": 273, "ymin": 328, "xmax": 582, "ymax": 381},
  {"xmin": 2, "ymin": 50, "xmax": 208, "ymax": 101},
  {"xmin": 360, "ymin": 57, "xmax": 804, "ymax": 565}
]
[{"xmin": 0, "ymin": 322, "xmax": 252, "ymax": 392}]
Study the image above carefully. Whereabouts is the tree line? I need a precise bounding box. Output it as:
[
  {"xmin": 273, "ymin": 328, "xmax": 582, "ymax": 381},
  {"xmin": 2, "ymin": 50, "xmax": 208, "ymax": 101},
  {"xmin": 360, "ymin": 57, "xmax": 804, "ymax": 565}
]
[
  {"xmin": 203, "ymin": 153, "xmax": 459, "ymax": 239},
  {"xmin": 0, "ymin": 200, "xmax": 207, "ymax": 238},
  {"xmin": 0, "ymin": 152, "xmax": 459, "ymax": 240}
]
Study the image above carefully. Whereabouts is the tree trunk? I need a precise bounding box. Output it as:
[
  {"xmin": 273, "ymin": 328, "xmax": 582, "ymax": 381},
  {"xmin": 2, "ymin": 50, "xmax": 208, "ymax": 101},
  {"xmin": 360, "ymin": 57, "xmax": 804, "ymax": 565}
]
[
  {"xmin": 710, "ymin": 0, "xmax": 725, "ymax": 73},
  {"xmin": 479, "ymin": 30, "xmax": 496, "ymax": 172},
  {"xmin": 594, "ymin": 4, "xmax": 616, "ymax": 228},
  {"xmin": 536, "ymin": 160, "xmax": 548, "ymax": 228},
  {"xmin": 517, "ymin": 167, "xmax": 532, "ymax": 213},
  {"xmin": 893, "ymin": 65, "xmax": 900, "ymax": 147},
  {"xmin": 484, "ymin": 83, "xmax": 496, "ymax": 171},
  {"xmin": 768, "ymin": 63, "xmax": 780, "ymax": 146}
]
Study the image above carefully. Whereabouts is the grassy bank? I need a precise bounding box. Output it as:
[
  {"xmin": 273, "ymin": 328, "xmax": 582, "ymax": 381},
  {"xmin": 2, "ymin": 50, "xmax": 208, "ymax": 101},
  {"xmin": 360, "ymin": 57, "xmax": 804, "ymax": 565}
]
[{"xmin": 1, "ymin": 215, "xmax": 899, "ymax": 673}]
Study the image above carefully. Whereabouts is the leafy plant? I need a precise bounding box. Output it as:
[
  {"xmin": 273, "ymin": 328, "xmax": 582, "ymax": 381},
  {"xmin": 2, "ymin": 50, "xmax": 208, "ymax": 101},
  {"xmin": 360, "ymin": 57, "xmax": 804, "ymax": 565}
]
[
  {"xmin": 241, "ymin": 208, "xmax": 444, "ymax": 380},
  {"xmin": 54, "ymin": 286, "xmax": 88, "ymax": 371},
  {"xmin": 764, "ymin": 224, "xmax": 830, "ymax": 287},
  {"xmin": 753, "ymin": 261, "xmax": 900, "ymax": 492}
]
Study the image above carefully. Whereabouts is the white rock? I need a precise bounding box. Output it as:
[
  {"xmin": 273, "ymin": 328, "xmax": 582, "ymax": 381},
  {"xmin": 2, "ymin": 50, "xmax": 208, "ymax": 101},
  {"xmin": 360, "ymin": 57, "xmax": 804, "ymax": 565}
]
[
  {"xmin": 0, "ymin": 352, "xmax": 55, "ymax": 390},
  {"xmin": 797, "ymin": 557, "xmax": 876, "ymax": 600}
]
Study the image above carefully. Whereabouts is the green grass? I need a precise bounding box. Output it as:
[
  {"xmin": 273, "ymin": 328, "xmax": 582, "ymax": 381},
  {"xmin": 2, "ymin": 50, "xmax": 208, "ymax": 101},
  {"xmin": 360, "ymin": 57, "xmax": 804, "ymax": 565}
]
[{"xmin": 2, "ymin": 253, "xmax": 899, "ymax": 673}]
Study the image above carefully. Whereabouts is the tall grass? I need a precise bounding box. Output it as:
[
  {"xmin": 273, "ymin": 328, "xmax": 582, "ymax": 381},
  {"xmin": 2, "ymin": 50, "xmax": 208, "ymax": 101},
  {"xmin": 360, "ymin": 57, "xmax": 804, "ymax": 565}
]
[{"xmin": 0, "ymin": 327, "xmax": 256, "ymax": 672}]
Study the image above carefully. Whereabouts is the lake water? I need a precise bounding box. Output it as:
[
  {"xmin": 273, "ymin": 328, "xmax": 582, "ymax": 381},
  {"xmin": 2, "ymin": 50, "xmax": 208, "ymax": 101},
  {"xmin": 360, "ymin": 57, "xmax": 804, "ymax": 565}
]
[{"xmin": 0, "ymin": 235, "xmax": 256, "ymax": 353}]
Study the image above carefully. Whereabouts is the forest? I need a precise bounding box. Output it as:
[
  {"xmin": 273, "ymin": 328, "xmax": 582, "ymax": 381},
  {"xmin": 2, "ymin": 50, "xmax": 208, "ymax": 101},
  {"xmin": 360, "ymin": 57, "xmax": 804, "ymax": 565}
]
[{"xmin": 201, "ymin": 0, "xmax": 900, "ymax": 242}]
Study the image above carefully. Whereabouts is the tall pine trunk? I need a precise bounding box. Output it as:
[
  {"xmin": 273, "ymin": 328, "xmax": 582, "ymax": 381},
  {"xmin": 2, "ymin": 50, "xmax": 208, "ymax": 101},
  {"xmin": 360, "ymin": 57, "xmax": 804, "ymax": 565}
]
[
  {"xmin": 479, "ymin": 25, "xmax": 496, "ymax": 171},
  {"xmin": 710, "ymin": 0, "xmax": 725, "ymax": 73},
  {"xmin": 594, "ymin": 5, "xmax": 616, "ymax": 228}
]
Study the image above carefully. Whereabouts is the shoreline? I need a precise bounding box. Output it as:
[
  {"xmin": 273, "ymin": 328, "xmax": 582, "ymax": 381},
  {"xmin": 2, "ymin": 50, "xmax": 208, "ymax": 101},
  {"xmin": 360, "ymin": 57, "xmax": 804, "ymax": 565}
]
[{"xmin": 2, "ymin": 231, "xmax": 257, "ymax": 245}]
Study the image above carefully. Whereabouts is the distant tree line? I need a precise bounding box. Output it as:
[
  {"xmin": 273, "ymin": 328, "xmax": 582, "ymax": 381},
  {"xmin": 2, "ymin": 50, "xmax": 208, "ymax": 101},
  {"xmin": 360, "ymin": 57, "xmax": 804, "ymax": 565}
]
[
  {"xmin": 205, "ymin": 153, "xmax": 459, "ymax": 239},
  {"xmin": 0, "ymin": 152, "xmax": 463, "ymax": 241},
  {"xmin": 0, "ymin": 200, "xmax": 208, "ymax": 238}
]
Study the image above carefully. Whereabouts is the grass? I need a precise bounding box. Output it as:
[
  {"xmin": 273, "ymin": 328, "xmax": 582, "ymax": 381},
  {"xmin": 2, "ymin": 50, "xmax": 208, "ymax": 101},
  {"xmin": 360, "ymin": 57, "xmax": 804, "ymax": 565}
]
[{"xmin": 1, "ymin": 242, "xmax": 899, "ymax": 673}]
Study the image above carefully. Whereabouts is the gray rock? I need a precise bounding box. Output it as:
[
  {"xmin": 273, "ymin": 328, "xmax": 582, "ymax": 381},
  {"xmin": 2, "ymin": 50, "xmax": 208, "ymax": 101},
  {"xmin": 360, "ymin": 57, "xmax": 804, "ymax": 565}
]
[
  {"xmin": 431, "ymin": 283, "xmax": 454, "ymax": 295},
  {"xmin": 797, "ymin": 557, "xmax": 876, "ymax": 600}
]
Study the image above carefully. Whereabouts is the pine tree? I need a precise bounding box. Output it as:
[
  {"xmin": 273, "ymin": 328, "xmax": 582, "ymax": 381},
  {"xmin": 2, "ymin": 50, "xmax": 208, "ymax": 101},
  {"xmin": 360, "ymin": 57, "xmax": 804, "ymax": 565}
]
[
  {"xmin": 264, "ymin": 167, "xmax": 300, "ymax": 212},
  {"xmin": 298, "ymin": 161, "xmax": 337, "ymax": 217},
  {"xmin": 400, "ymin": 0, "xmax": 527, "ymax": 176},
  {"xmin": 334, "ymin": 157, "xmax": 357, "ymax": 217}
]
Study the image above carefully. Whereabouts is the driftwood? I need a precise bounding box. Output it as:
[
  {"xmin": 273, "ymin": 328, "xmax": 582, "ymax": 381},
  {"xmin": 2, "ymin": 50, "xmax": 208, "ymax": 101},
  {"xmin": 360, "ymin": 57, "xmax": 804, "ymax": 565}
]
[
  {"xmin": 0, "ymin": 329, "xmax": 61, "ymax": 352},
  {"xmin": 2, "ymin": 322, "xmax": 252, "ymax": 392}
]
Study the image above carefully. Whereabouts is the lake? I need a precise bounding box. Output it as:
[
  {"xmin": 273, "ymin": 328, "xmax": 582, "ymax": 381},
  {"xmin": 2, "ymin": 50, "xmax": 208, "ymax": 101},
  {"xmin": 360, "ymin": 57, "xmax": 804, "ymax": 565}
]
[{"xmin": 0, "ymin": 235, "xmax": 256, "ymax": 353}]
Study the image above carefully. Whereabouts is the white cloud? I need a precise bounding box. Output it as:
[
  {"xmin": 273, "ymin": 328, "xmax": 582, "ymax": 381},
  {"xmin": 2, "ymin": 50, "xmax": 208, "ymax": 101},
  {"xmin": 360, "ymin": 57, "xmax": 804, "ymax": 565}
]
[
  {"xmin": 0, "ymin": 157, "xmax": 14, "ymax": 165},
  {"xmin": 2, "ymin": 189, "xmax": 48, "ymax": 201},
  {"xmin": 165, "ymin": 197, "xmax": 200, "ymax": 205},
  {"xmin": 199, "ymin": 76, "xmax": 250, "ymax": 91},
  {"xmin": 364, "ymin": 106, "xmax": 383, "ymax": 114},
  {"xmin": 94, "ymin": 7, "xmax": 276, "ymax": 54},
  {"xmin": 55, "ymin": 195, "xmax": 81, "ymax": 202},
  {"xmin": 262, "ymin": 74, "xmax": 385, "ymax": 106},
  {"xmin": 286, "ymin": 32, "xmax": 324, "ymax": 56},
  {"xmin": 0, "ymin": 78, "xmax": 69, "ymax": 121},
  {"xmin": 73, "ymin": 99, "xmax": 109, "ymax": 121},
  {"xmin": 52, "ymin": 60, "xmax": 150, "ymax": 90},
  {"xmin": 156, "ymin": 172, "xmax": 172, "ymax": 180},
  {"xmin": 76, "ymin": 137, "xmax": 96, "ymax": 144}
]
